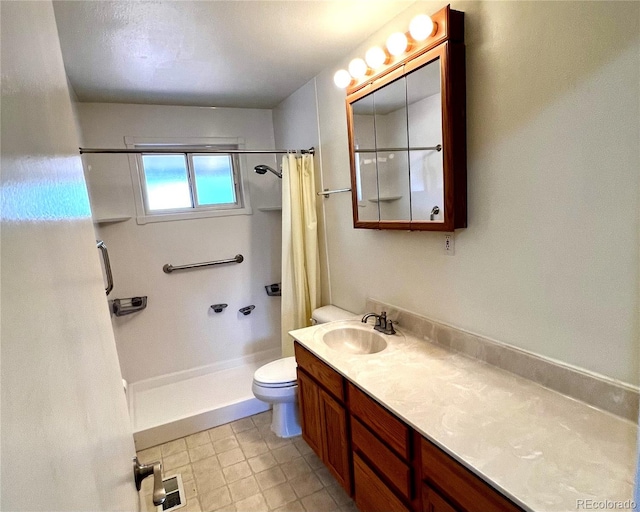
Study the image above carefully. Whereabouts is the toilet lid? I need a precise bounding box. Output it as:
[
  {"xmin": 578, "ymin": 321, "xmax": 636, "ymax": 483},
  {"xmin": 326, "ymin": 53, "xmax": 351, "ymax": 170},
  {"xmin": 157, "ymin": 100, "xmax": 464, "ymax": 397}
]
[{"xmin": 254, "ymin": 357, "xmax": 297, "ymax": 386}]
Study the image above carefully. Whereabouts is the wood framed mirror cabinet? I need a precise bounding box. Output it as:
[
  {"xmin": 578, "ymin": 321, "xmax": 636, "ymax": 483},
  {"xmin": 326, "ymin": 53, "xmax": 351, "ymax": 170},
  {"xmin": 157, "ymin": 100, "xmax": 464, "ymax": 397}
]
[{"xmin": 345, "ymin": 5, "xmax": 467, "ymax": 231}]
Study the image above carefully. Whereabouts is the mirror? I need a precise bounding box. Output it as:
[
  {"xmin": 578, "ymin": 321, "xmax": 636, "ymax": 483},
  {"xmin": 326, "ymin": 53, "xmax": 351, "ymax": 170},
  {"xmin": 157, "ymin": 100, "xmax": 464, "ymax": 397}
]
[
  {"xmin": 346, "ymin": 5, "xmax": 466, "ymax": 231},
  {"xmin": 407, "ymin": 59, "xmax": 444, "ymax": 223}
]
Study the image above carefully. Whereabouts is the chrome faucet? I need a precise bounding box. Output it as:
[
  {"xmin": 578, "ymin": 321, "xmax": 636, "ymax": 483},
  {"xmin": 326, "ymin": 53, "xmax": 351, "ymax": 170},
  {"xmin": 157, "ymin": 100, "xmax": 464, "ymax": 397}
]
[{"xmin": 361, "ymin": 311, "xmax": 396, "ymax": 335}]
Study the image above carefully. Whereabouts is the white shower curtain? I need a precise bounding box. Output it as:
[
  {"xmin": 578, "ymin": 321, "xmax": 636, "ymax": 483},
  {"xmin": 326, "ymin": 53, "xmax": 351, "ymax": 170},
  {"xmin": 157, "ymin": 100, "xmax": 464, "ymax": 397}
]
[{"xmin": 281, "ymin": 153, "xmax": 320, "ymax": 356}]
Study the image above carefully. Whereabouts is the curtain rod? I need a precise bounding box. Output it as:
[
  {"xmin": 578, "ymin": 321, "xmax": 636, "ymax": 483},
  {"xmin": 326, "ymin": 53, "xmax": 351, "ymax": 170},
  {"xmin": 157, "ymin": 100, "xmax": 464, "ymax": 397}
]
[{"xmin": 79, "ymin": 147, "xmax": 315, "ymax": 155}]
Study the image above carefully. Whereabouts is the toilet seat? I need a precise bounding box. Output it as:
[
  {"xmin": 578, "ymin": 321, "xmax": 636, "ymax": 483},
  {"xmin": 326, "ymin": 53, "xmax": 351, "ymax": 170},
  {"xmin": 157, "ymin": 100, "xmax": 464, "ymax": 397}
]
[
  {"xmin": 254, "ymin": 380, "xmax": 296, "ymax": 389},
  {"xmin": 253, "ymin": 357, "xmax": 297, "ymax": 388}
]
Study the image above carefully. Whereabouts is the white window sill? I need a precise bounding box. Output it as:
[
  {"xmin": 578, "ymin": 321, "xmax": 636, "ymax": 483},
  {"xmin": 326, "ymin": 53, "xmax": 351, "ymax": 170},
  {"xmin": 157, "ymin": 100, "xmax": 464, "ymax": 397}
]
[{"xmin": 136, "ymin": 206, "xmax": 252, "ymax": 225}]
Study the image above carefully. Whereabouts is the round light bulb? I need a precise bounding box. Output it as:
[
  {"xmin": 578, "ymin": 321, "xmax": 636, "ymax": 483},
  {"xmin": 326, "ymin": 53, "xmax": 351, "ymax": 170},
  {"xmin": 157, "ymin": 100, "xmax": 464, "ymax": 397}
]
[
  {"xmin": 333, "ymin": 69, "xmax": 352, "ymax": 89},
  {"xmin": 348, "ymin": 58, "xmax": 368, "ymax": 79},
  {"xmin": 409, "ymin": 14, "xmax": 435, "ymax": 41},
  {"xmin": 365, "ymin": 46, "xmax": 387, "ymax": 70},
  {"xmin": 386, "ymin": 32, "xmax": 408, "ymax": 56}
]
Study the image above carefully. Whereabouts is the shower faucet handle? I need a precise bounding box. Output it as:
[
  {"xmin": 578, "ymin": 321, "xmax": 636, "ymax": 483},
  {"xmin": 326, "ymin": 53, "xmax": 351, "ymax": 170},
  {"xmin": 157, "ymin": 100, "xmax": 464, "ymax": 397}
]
[{"xmin": 133, "ymin": 457, "xmax": 166, "ymax": 505}]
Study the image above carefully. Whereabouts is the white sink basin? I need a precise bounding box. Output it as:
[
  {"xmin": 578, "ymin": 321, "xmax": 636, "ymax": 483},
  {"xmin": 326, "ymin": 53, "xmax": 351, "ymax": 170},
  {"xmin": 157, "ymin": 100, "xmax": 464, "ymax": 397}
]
[{"xmin": 322, "ymin": 325, "xmax": 388, "ymax": 355}]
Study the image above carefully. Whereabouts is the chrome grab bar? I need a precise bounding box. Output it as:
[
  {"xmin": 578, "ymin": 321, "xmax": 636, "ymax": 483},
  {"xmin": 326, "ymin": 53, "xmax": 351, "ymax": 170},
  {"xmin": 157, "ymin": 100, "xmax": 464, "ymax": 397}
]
[
  {"xmin": 96, "ymin": 240, "xmax": 113, "ymax": 296},
  {"xmin": 317, "ymin": 188, "xmax": 352, "ymax": 198},
  {"xmin": 133, "ymin": 457, "xmax": 166, "ymax": 506},
  {"xmin": 163, "ymin": 254, "xmax": 244, "ymax": 274}
]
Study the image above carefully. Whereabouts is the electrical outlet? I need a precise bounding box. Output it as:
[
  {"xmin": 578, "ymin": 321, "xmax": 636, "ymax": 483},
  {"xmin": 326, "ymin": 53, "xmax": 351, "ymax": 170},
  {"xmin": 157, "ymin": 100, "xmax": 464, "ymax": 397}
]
[{"xmin": 444, "ymin": 234, "xmax": 455, "ymax": 255}]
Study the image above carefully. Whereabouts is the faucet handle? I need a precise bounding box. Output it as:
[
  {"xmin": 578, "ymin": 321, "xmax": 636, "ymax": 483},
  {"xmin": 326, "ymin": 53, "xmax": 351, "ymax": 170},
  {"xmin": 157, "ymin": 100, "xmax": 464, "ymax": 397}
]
[{"xmin": 387, "ymin": 320, "xmax": 396, "ymax": 335}]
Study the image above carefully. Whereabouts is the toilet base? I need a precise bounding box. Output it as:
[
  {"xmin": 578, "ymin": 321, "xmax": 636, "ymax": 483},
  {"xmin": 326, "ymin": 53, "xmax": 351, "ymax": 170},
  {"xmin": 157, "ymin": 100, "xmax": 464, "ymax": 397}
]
[{"xmin": 271, "ymin": 401, "xmax": 301, "ymax": 438}]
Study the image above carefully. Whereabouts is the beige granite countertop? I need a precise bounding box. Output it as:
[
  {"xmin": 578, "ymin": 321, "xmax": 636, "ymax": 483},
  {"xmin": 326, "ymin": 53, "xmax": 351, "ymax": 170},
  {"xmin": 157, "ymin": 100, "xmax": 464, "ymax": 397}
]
[{"xmin": 289, "ymin": 320, "xmax": 637, "ymax": 512}]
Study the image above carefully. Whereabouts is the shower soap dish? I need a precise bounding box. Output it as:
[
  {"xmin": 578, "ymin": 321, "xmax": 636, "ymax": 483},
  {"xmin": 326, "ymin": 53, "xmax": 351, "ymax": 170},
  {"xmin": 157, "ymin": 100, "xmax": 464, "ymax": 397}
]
[
  {"xmin": 239, "ymin": 305, "xmax": 255, "ymax": 316},
  {"xmin": 265, "ymin": 283, "xmax": 281, "ymax": 296},
  {"xmin": 111, "ymin": 296, "xmax": 147, "ymax": 317}
]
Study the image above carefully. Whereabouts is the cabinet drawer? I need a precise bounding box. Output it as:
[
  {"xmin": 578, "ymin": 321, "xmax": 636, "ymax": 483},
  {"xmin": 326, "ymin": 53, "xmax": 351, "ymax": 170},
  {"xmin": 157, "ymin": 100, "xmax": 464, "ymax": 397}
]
[
  {"xmin": 354, "ymin": 454, "xmax": 410, "ymax": 512},
  {"xmin": 422, "ymin": 484, "xmax": 459, "ymax": 512},
  {"xmin": 421, "ymin": 438, "xmax": 523, "ymax": 512},
  {"xmin": 348, "ymin": 382, "xmax": 410, "ymax": 459},
  {"xmin": 352, "ymin": 417, "xmax": 412, "ymax": 501},
  {"xmin": 294, "ymin": 342, "xmax": 344, "ymax": 401}
]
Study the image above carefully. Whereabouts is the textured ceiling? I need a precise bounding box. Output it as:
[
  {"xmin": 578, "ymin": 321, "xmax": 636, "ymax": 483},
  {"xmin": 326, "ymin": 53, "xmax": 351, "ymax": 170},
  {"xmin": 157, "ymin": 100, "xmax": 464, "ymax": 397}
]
[{"xmin": 53, "ymin": 1, "xmax": 415, "ymax": 108}]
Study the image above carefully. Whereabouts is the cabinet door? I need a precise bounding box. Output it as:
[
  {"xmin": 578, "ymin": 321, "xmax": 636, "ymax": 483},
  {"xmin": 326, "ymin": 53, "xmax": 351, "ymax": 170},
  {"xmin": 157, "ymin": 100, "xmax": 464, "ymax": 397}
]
[
  {"xmin": 297, "ymin": 369, "xmax": 323, "ymax": 457},
  {"xmin": 319, "ymin": 389, "xmax": 352, "ymax": 493},
  {"xmin": 423, "ymin": 485, "xmax": 459, "ymax": 512}
]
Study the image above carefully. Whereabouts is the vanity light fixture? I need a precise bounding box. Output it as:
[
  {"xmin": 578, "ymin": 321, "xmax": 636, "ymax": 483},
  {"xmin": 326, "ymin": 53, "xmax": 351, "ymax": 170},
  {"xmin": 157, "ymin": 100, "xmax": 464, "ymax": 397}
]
[
  {"xmin": 386, "ymin": 32, "xmax": 408, "ymax": 56},
  {"xmin": 348, "ymin": 58, "xmax": 368, "ymax": 79},
  {"xmin": 365, "ymin": 46, "xmax": 387, "ymax": 70},
  {"xmin": 333, "ymin": 69, "xmax": 352, "ymax": 88},
  {"xmin": 409, "ymin": 14, "xmax": 436, "ymax": 41},
  {"xmin": 333, "ymin": 11, "xmax": 438, "ymax": 89}
]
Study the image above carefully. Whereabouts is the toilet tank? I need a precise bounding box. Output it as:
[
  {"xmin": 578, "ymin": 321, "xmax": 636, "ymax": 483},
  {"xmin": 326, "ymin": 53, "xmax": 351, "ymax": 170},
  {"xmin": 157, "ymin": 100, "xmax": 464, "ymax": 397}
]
[{"xmin": 311, "ymin": 305, "xmax": 358, "ymax": 324}]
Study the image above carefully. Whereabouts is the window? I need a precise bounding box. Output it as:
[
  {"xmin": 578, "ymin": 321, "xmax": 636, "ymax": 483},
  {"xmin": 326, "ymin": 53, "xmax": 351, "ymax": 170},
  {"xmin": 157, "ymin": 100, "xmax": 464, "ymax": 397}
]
[
  {"xmin": 129, "ymin": 140, "xmax": 252, "ymax": 224},
  {"xmin": 141, "ymin": 153, "xmax": 239, "ymax": 211}
]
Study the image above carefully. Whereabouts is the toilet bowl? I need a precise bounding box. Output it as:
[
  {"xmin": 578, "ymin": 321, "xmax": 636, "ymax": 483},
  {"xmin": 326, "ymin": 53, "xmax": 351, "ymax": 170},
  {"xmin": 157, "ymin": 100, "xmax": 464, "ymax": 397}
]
[
  {"xmin": 252, "ymin": 357, "xmax": 300, "ymax": 438},
  {"xmin": 252, "ymin": 305, "xmax": 357, "ymax": 438}
]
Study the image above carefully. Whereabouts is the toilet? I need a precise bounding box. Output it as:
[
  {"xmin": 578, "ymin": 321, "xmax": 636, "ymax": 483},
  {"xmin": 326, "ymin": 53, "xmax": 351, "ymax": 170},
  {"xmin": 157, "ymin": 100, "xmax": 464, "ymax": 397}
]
[{"xmin": 252, "ymin": 305, "xmax": 357, "ymax": 438}]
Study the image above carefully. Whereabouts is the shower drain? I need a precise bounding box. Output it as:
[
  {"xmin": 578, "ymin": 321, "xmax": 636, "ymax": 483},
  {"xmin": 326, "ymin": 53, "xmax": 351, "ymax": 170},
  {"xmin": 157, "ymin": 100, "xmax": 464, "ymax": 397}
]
[{"xmin": 156, "ymin": 474, "xmax": 185, "ymax": 511}]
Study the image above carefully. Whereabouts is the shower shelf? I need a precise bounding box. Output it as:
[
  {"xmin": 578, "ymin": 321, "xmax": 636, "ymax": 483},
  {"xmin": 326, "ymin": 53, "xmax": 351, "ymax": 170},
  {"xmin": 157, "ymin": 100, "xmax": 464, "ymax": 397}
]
[
  {"xmin": 265, "ymin": 283, "xmax": 281, "ymax": 296},
  {"xmin": 367, "ymin": 196, "xmax": 402, "ymax": 203},
  {"xmin": 110, "ymin": 296, "xmax": 147, "ymax": 316},
  {"xmin": 94, "ymin": 216, "xmax": 132, "ymax": 225}
]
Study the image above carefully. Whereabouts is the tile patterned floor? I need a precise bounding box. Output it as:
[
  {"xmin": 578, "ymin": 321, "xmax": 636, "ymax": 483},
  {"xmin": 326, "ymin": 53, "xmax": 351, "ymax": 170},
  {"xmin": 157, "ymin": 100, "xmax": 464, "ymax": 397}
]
[{"xmin": 137, "ymin": 410, "xmax": 359, "ymax": 512}]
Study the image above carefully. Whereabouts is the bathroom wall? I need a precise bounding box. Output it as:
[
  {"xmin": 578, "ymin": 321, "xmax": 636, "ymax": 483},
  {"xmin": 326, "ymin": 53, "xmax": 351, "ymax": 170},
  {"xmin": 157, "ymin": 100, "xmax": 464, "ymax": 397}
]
[
  {"xmin": 78, "ymin": 103, "xmax": 283, "ymax": 382},
  {"xmin": 284, "ymin": 1, "xmax": 640, "ymax": 385}
]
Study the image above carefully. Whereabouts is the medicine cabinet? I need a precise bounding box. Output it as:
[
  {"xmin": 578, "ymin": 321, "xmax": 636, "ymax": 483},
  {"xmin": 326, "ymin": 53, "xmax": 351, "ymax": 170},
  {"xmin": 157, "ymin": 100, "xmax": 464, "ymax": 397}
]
[{"xmin": 346, "ymin": 5, "xmax": 467, "ymax": 231}]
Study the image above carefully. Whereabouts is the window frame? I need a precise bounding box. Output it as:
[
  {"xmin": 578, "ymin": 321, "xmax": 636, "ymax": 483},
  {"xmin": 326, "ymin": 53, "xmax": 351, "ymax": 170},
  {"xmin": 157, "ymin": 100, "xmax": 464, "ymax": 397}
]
[
  {"xmin": 187, "ymin": 152, "xmax": 240, "ymax": 209},
  {"xmin": 126, "ymin": 137, "xmax": 252, "ymax": 224}
]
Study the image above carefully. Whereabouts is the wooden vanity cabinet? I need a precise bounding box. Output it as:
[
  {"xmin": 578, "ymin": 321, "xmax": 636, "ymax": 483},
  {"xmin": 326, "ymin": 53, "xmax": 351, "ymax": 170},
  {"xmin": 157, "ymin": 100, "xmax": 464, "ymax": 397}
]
[
  {"xmin": 293, "ymin": 341, "xmax": 523, "ymax": 512},
  {"xmin": 294, "ymin": 342, "xmax": 351, "ymax": 494}
]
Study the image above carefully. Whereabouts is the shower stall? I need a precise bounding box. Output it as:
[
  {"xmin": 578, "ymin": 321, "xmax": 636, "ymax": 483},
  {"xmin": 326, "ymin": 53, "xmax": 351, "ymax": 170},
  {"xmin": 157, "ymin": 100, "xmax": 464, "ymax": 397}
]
[{"xmin": 78, "ymin": 102, "xmax": 312, "ymax": 449}]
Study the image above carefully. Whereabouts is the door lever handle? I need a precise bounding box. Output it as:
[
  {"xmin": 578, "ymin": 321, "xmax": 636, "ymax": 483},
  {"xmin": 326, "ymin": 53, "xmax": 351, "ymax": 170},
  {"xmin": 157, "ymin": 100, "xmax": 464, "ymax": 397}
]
[{"xmin": 133, "ymin": 457, "xmax": 166, "ymax": 506}]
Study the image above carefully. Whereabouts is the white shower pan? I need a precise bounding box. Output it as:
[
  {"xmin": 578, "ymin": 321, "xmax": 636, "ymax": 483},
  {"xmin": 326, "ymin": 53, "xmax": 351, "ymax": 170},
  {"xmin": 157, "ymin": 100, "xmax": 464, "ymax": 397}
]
[{"xmin": 128, "ymin": 349, "xmax": 280, "ymax": 450}]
